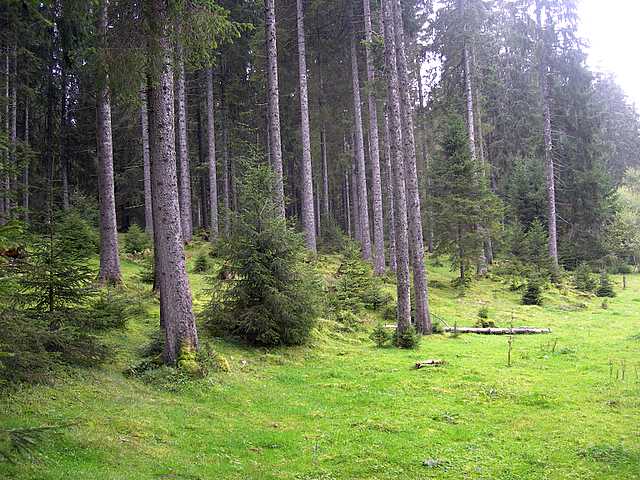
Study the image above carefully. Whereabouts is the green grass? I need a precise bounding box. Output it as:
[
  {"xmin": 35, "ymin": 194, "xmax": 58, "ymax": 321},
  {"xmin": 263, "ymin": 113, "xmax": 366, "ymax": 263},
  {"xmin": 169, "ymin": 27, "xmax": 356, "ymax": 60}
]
[{"xmin": 1, "ymin": 244, "xmax": 639, "ymax": 479}]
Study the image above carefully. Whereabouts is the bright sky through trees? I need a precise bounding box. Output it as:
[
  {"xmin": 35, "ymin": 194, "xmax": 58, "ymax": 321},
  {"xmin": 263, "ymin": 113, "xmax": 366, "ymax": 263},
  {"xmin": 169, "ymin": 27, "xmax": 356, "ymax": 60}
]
[{"xmin": 580, "ymin": 0, "xmax": 640, "ymax": 107}]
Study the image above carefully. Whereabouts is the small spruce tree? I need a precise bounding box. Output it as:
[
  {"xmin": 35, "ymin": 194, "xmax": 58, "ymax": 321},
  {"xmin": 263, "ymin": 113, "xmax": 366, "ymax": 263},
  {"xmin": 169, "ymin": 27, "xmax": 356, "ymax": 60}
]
[{"xmin": 596, "ymin": 271, "xmax": 616, "ymax": 297}]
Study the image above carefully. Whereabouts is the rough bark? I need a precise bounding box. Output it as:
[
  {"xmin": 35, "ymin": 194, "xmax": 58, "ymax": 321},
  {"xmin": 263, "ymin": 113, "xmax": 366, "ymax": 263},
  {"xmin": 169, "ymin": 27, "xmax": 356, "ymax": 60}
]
[
  {"xmin": 363, "ymin": 0, "xmax": 385, "ymax": 275},
  {"xmin": 146, "ymin": 0, "xmax": 198, "ymax": 365},
  {"xmin": 296, "ymin": 0, "xmax": 317, "ymax": 252},
  {"xmin": 350, "ymin": 26, "xmax": 372, "ymax": 260},
  {"xmin": 350, "ymin": 139, "xmax": 361, "ymax": 242},
  {"xmin": 175, "ymin": 46, "xmax": 193, "ymax": 243},
  {"xmin": 22, "ymin": 101, "xmax": 29, "ymax": 222},
  {"xmin": 1, "ymin": 49, "xmax": 9, "ymax": 221},
  {"xmin": 345, "ymin": 170, "xmax": 351, "ymax": 237},
  {"xmin": 382, "ymin": 0, "xmax": 411, "ymax": 332},
  {"xmin": 9, "ymin": 44, "xmax": 17, "ymax": 213},
  {"xmin": 321, "ymin": 129, "xmax": 329, "ymax": 218},
  {"xmin": 391, "ymin": 0, "xmax": 431, "ymax": 333},
  {"xmin": 140, "ymin": 86, "xmax": 154, "ymax": 236},
  {"xmin": 382, "ymin": 105, "xmax": 397, "ymax": 272},
  {"xmin": 221, "ymin": 82, "xmax": 231, "ymax": 236},
  {"xmin": 265, "ymin": 0, "xmax": 285, "ymax": 217},
  {"xmin": 536, "ymin": 1, "xmax": 559, "ymax": 267},
  {"xmin": 60, "ymin": 69, "xmax": 69, "ymax": 210},
  {"xmin": 96, "ymin": 0, "xmax": 122, "ymax": 285},
  {"xmin": 205, "ymin": 68, "xmax": 219, "ymax": 240}
]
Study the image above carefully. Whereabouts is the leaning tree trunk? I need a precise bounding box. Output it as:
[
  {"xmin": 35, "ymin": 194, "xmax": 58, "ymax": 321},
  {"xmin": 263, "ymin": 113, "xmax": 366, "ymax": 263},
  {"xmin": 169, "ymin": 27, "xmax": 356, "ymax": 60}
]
[
  {"xmin": 265, "ymin": 0, "xmax": 285, "ymax": 217},
  {"xmin": 296, "ymin": 0, "xmax": 317, "ymax": 252},
  {"xmin": 140, "ymin": 86, "xmax": 154, "ymax": 236},
  {"xmin": 175, "ymin": 45, "xmax": 193, "ymax": 243},
  {"xmin": 391, "ymin": 0, "xmax": 431, "ymax": 333},
  {"xmin": 205, "ymin": 68, "xmax": 219, "ymax": 240},
  {"xmin": 382, "ymin": 105, "xmax": 397, "ymax": 272},
  {"xmin": 146, "ymin": 0, "xmax": 198, "ymax": 365},
  {"xmin": 363, "ymin": 0, "xmax": 385, "ymax": 275},
  {"xmin": 350, "ymin": 25, "xmax": 372, "ymax": 260},
  {"xmin": 382, "ymin": 0, "xmax": 411, "ymax": 333},
  {"xmin": 96, "ymin": 0, "xmax": 122, "ymax": 285},
  {"xmin": 536, "ymin": 1, "xmax": 559, "ymax": 267}
]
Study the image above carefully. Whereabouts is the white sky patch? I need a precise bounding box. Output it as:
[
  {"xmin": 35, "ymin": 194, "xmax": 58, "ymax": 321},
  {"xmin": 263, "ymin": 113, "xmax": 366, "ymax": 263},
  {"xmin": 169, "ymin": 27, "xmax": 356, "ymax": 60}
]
[{"xmin": 579, "ymin": 0, "xmax": 640, "ymax": 108}]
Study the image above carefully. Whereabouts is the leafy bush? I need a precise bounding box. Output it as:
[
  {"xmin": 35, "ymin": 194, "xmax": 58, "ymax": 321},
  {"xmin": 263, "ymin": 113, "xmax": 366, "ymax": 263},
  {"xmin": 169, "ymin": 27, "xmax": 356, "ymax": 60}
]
[
  {"xmin": 55, "ymin": 210, "xmax": 99, "ymax": 259},
  {"xmin": 574, "ymin": 262, "xmax": 596, "ymax": 292},
  {"xmin": 192, "ymin": 251, "xmax": 210, "ymax": 273},
  {"xmin": 382, "ymin": 302, "xmax": 397, "ymax": 321},
  {"xmin": 478, "ymin": 306, "xmax": 489, "ymax": 319},
  {"xmin": 136, "ymin": 254, "xmax": 155, "ymax": 285},
  {"xmin": 124, "ymin": 224, "xmax": 151, "ymax": 255},
  {"xmin": 475, "ymin": 306, "xmax": 495, "ymax": 327},
  {"xmin": 394, "ymin": 325, "xmax": 421, "ymax": 349},
  {"xmin": 522, "ymin": 277, "xmax": 543, "ymax": 305},
  {"xmin": 204, "ymin": 162, "xmax": 320, "ymax": 347},
  {"xmin": 86, "ymin": 288, "xmax": 142, "ymax": 330},
  {"xmin": 362, "ymin": 288, "xmax": 393, "ymax": 311},
  {"xmin": 370, "ymin": 322, "xmax": 391, "ymax": 347},
  {"xmin": 334, "ymin": 310, "xmax": 364, "ymax": 333},
  {"xmin": 596, "ymin": 272, "xmax": 616, "ymax": 298}
]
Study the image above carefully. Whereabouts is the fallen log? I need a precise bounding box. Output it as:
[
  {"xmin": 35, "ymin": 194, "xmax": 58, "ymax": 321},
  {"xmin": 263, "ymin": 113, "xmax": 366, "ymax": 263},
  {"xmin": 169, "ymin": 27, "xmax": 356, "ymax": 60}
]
[
  {"xmin": 444, "ymin": 327, "xmax": 551, "ymax": 335},
  {"xmin": 415, "ymin": 359, "xmax": 445, "ymax": 369}
]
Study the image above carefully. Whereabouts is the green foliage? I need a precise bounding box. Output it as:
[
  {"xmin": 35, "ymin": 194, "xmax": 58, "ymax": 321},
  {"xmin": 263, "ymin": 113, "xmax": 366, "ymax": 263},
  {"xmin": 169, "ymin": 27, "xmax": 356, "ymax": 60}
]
[
  {"xmin": 123, "ymin": 224, "xmax": 151, "ymax": 256},
  {"xmin": 393, "ymin": 325, "xmax": 421, "ymax": 349},
  {"xmin": 574, "ymin": 263, "xmax": 597, "ymax": 292},
  {"xmin": 204, "ymin": 162, "xmax": 320, "ymax": 347},
  {"xmin": 86, "ymin": 288, "xmax": 142, "ymax": 330},
  {"xmin": 381, "ymin": 302, "xmax": 397, "ymax": 321},
  {"xmin": 478, "ymin": 306, "xmax": 489, "ymax": 319},
  {"xmin": 370, "ymin": 322, "xmax": 391, "ymax": 348},
  {"xmin": 522, "ymin": 277, "xmax": 544, "ymax": 306},
  {"xmin": 334, "ymin": 310, "xmax": 364, "ymax": 333},
  {"xmin": 333, "ymin": 243, "xmax": 389, "ymax": 312},
  {"xmin": 0, "ymin": 424, "xmax": 73, "ymax": 463},
  {"xmin": 430, "ymin": 114, "xmax": 502, "ymax": 283},
  {"xmin": 192, "ymin": 251, "xmax": 210, "ymax": 273},
  {"xmin": 55, "ymin": 210, "xmax": 99, "ymax": 259},
  {"xmin": 318, "ymin": 217, "xmax": 347, "ymax": 252},
  {"xmin": 596, "ymin": 272, "xmax": 616, "ymax": 298},
  {"xmin": 136, "ymin": 254, "xmax": 155, "ymax": 285},
  {"xmin": 475, "ymin": 307, "xmax": 495, "ymax": 327}
]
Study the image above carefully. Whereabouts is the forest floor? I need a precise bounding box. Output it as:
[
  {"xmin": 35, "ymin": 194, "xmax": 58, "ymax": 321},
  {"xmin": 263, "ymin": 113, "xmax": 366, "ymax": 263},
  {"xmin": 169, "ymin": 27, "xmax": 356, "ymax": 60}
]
[{"xmin": 1, "ymin": 242, "xmax": 639, "ymax": 479}]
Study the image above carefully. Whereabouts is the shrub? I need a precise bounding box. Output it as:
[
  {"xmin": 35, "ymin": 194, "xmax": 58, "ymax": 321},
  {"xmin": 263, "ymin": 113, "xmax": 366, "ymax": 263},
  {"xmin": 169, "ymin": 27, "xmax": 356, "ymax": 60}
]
[
  {"xmin": 55, "ymin": 210, "xmax": 99, "ymax": 259},
  {"xmin": 596, "ymin": 272, "xmax": 616, "ymax": 298},
  {"xmin": 203, "ymin": 161, "xmax": 320, "ymax": 347},
  {"xmin": 475, "ymin": 307, "xmax": 495, "ymax": 327},
  {"xmin": 574, "ymin": 262, "xmax": 596, "ymax": 292},
  {"xmin": 362, "ymin": 288, "xmax": 393, "ymax": 311},
  {"xmin": 522, "ymin": 277, "xmax": 543, "ymax": 305},
  {"xmin": 124, "ymin": 224, "xmax": 151, "ymax": 255},
  {"xmin": 136, "ymin": 254, "xmax": 155, "ymax": 285},
  {"xmin": 394, "ymin": 325, "xmax": 421, "ymax": 349},
  {"xmin": 335, "ymin": 310, "xmax": 364, "ymax": 333},
  {"xmin": 370, "ymin": 322, "xmax": 391, "ymax": 347},
  {"xmin": 192, "ymin": 251, "xmax": 210, "ymax": 273},
  {"xmin": 478, "ymin": 306, "xmax": 489, "ymax": 319},
  {"xmin": 432, "ymin": 320, "xmax": 444, "ymax": 334},
  {"xmin": 382, "ymin": 302, "xmax": 397, "ymax": 321},
  {"xmin": 86, "ymin": 288, "xmax": 142, "ymax": 330}
]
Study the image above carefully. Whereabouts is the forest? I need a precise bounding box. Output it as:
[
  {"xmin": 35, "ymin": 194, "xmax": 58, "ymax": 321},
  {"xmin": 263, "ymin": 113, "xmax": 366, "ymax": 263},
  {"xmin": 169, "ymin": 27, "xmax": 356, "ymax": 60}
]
[{"xmin": 0, "ymin": 0, "xmax": 639, "ymax": 478}]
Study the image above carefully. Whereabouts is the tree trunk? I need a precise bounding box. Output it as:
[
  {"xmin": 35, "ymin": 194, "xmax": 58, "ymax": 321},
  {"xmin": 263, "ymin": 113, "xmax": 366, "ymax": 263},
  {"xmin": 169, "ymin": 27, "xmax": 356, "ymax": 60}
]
[
  {"xmin": 60, "ymin": 68, "xmax": 70, "ymax": 210},
  {"xmin": 140, "ymin": 86, "xmax": 154, "ymax": 236},
  {"xmin": 96, "ymin": 0, "xmax": 122, "ymax": 285},
  {"xmin": 1, "ymin": 48, "xmax": 9, "ymax": 221},
  {"xmin": 350, "ymin": 138, "xmax": 361, "ymax": 242},
  {"xmin": 536, "ymin": 1, "xmax": 559, "ymax": 267},
  {"xmin": 221, "ymin": 81, "xmax": 231, "ymax": 236},
  {"xmin": 363, "ymin": 0, "xmax": 385, "ymax": 275},
  {"xmin": 345, "ymin": 170, "xmax": 351, "ymax": 237},
  {"xmin": 382, "ymin": 105, "xmax": 397, "ymax": 272},
  {"xmin": 205, "ymin": 68, "xmax": 219, "ymax": 240},
  {"xmin": 146, "ymin": 0, "xmax": 198, "ymax": 365},
  {"xmin": 22, "ymin": 101, "xmax": 29, "ymax": 222},
  {"xmin": 382, "ymin": 0, "xmax": 411, "ymax": 332},
  {"xmin": 175, "ymin": 46, "xmax": 193, "ymax": 243},
  {"xmin": 9, "ymin": 44, "xmax": 17, "ymax": 213},
  {"xmin": 391, "ymin": 0, "xmax": 431, "ymax": 333},
  {"xmin": 265, "ymin": 0, "xmax": 285, "ymax": 217},
  {"xmin": 296, "ymin": 0, "xmax": 317, "ymax": 252},
  {"xmin": 350, "ymin": 26, "xmax": 372, "ymax": 260}
]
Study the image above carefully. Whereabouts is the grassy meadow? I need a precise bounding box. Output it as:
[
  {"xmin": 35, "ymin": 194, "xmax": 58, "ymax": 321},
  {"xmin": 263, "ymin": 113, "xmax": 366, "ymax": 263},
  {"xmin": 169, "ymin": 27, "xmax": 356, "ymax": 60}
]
[{"xmin": 1, "ymin": 242, "xmax": 639, "ymax": 479}]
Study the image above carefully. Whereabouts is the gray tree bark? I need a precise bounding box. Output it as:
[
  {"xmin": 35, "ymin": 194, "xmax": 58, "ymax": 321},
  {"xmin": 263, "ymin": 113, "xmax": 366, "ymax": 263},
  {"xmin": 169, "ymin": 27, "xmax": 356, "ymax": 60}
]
[
  {"xmin": 205, "ymin": 68, "xmax": 219, "ymax": 240},
  {"xmin": 146, "ymin": 0, "xmax": 198, "ymax": 365},
  {"xmin": 175, "ymin": 46, "xmax": 193, "ymax": 243},
  {"xmin": 96, "ymin": 0, "xmax": 122, "ymax": 285},
  {"xmin": 22, "ymin": 101, "xmax": 29, "ymax": 222},
  {"xmin": 363, "ymin": 0, "xmax": 385, "ymax": 275},
  {"xmin": 382, "ymin": 105, "xmax": 397, "ymax": 272},
  {"xmin": 382, "ymin": 0, "xmax": 411, "ymax": 332},
  {"xmin": 350, "ymin": 26, "xmax": 372, "ymax": 260},
  {"xmin": 345, "ymin": 170, "xmax": 351, "ymax": 237},
  {"xmin": 296, "ymin": 0, "xmax": 317, "ymax": 252},
  {"xmin": 265, "ymin": 0, "xmax": 285, "ymax": 217},
  {"xmin": 391, "ymin": 0, "xmax": 431, "ymax": 333},
  {"xmin": 140, "ymin": 86, "xmax": 154, "ymax": 236},
  {"xmin": 9, "ymin": 44, "xmax": 17, "ymax": 213},
  {"xmin": 536, "ymin": 1, "xmax": 559, "ymax": 267},
  {"xmin": 60, "ymin": 69, "xmax": 69, "ymax": 210}
]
